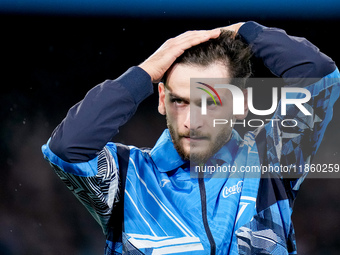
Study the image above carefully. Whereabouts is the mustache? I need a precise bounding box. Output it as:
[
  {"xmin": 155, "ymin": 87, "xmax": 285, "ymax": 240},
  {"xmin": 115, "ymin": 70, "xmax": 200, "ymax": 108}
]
[{"xmin": 179, "ymin": 130, "xmax": 210, "ymax": 139}]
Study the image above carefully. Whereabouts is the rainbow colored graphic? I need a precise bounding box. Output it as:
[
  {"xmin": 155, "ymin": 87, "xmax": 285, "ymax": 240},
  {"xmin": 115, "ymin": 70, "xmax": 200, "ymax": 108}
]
[{"xmin": 196, "ymin": 82, "xmax": 223, "ymax": 106}]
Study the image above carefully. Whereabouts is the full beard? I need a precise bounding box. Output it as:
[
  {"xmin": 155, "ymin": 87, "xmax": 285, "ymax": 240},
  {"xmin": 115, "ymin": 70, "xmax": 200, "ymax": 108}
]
[{"xmin": 166, "ymin": 116, "xmax": 231, "ymax": 165}]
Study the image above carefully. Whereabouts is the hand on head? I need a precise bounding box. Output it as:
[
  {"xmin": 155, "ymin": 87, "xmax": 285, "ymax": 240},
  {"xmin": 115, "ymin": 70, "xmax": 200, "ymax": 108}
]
[{"xmin": 138, "ymin": 23, "xmax": 245, "ymax": 83}]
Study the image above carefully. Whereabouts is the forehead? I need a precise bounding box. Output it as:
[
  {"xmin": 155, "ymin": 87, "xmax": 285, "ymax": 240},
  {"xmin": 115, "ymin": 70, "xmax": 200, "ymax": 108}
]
[{"xmin": 166, "ymin": 63, "xmax": 230, "ymax": 96}]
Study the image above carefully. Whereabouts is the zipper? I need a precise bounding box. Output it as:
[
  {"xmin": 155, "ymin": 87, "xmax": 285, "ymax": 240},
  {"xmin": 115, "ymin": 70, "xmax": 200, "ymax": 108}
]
[{"xmin": 198, "ymin": 171, "xmax": 216, "ymax": 255}]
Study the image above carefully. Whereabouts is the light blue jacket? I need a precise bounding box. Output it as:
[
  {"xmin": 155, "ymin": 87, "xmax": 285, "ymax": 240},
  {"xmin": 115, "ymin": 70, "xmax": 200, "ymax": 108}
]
[{"xmin": 42, "ymin": 21, "xmax": 340, "ymax": 254}]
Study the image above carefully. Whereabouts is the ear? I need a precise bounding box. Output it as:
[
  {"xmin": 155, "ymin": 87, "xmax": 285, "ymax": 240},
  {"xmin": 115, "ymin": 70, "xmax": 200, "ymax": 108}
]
[
  {"xmin": 235, "ymin": 88, "xmax": 249, "ymax": 120},
  {"xmin": 158, "ymin": 82, "xmax": 166, "ymax": 115}
]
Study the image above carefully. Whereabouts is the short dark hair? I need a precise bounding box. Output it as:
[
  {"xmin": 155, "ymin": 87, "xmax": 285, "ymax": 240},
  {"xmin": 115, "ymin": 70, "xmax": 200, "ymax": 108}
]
[{"xmin": 163, "ymin": 30, "xmax": 252, "ymax": 88}]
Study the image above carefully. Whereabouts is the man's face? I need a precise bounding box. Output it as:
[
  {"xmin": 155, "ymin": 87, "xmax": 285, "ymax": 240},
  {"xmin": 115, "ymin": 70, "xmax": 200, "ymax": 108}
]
[{"xmin": 158, "ymin": 62, "xmax": 248, "ymax": 164}]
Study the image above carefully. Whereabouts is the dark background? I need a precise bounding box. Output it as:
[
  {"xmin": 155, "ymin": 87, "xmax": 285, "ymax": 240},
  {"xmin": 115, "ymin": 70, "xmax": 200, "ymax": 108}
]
[{"xmin": 1, "ymin": 8, "xmax": 340, "ymax": 255}]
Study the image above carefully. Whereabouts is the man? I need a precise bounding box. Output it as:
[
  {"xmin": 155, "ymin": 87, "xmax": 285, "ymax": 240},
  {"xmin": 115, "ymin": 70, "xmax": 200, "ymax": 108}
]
[{"xmin": 42, "ymin": 21, "xmax": 339, "ymax": 254}]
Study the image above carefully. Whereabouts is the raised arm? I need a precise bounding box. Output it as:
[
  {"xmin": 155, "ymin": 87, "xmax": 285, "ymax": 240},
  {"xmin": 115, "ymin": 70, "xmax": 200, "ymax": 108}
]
[
  {"xmin": 47, "ymin": 29, "xmax": 220, "ymax": 164},
  {"xmin": 236, "ymin": 21, "xmax": 340, "ymax": 183}
]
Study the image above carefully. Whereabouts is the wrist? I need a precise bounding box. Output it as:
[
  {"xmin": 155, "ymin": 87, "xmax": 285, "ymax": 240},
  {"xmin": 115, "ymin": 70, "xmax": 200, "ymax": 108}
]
[{"xmin": 138, "ymin": 62, "xmax": 160, "ymax": 83}]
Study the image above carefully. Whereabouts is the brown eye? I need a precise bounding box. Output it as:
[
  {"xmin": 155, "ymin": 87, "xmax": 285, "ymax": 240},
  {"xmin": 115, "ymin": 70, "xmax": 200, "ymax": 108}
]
[
  {"xmin": 206, "ymin": 99, "xmax": 220, "ymax": 110},
  {"xmin": 207, "ymin": 100, "xmax": 215, "ymax": 106},
  {"xmin": 170, "ymin": 98, "xmax": 186, "ymax": 106}
]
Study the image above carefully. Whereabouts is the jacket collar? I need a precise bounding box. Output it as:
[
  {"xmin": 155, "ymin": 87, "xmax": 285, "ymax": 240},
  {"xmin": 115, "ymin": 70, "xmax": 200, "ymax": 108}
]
[
  {"xmin": 150, "ymin": 129, "xmax": 187, "ymax": 172},
  {"xmin": 150, "ymin": 129, "xmax": 242, "ymax": 172}
]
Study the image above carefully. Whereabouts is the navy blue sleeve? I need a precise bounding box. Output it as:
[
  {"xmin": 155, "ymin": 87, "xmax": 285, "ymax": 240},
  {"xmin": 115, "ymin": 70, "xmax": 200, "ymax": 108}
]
[
  {"xmin": 49, "ymin": 66, "xmax": 153, "ymax": 163},
  {"xmin": 238, "ymin": 21, "xmax": 340, "ymax": 191},
  {"xmin": 238, "ymin": 21, "xmax": 336, "ymax": 81}
]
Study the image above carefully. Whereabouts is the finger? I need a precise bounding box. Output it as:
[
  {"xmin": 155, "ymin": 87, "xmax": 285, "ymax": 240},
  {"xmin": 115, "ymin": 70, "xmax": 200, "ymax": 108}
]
[
  {"xmin": 171, "ymin": 29, "xmax": 221, "ymax": 51},
  {"xmin": 218, "ymin": 22, "xmax": 244, "ymax": 35},
  {"xmin": 175, "ymin": 29, "xmax": 220, "ymax": 44}
]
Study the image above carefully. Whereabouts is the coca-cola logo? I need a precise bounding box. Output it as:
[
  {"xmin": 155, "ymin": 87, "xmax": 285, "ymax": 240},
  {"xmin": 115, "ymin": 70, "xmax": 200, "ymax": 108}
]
[{"xmin": 222, "ymin": 181, "xmax": 243, "ymax": 198}]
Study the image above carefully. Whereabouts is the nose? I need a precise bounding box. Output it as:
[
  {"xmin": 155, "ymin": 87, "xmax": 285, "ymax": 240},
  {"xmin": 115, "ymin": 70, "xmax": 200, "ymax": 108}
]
[{"xmin": 184, "ymin": 105, "xmax": 203, "ymax": 130}]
